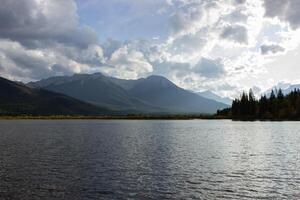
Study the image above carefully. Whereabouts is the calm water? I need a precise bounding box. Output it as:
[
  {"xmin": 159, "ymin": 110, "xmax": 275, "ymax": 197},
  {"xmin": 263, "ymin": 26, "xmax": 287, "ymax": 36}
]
[{"xmin": 0, "ymin": 120, "xmax": 300, "ymax": 199}]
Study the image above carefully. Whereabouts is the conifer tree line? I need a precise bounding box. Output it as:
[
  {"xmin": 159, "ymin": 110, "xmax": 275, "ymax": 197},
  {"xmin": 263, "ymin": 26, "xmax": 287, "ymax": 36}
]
[{"xmin": 217, "ymin": 88, "xmax": 300, "ymax": 120}]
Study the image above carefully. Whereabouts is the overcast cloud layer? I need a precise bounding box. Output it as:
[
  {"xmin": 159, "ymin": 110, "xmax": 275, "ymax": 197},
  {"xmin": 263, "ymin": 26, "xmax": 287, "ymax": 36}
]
[{"xmin": 1, "ymin": 0, "xmax": 300, "ymax": 98}]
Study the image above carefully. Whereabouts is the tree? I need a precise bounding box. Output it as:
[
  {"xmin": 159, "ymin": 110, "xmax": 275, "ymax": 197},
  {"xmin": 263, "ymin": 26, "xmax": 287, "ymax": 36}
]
[
  {"xmin": 269, "ymin": 89, "xmax": 277, "ymax": 115},
  {"xmin": 240, "ymin": 92, "xmax": 249, "ymax": 116},
  {"xmin": 277, "ymin": 88, "xmax": 284, "ymax": 100},
  {"xmin": 231, "ymin": 99, "xmax": 240, "ymax": 116},
  {"xmin": 258, "ymin": 95, "xmax": 268, "ymax": 118},
  {"xmin": 217, "ymin": 87, "xmax": 300, "ymax": 120},
  {"xmin": 248, "ymin": 89, "xmax": 257, "ymax": 116}
]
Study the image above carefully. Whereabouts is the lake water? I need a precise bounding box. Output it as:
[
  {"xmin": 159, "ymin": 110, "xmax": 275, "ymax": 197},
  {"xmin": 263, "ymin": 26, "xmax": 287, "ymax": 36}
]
[{"xmin": 0, "ymin": 120, "xmax": 300, "ymax": 199}]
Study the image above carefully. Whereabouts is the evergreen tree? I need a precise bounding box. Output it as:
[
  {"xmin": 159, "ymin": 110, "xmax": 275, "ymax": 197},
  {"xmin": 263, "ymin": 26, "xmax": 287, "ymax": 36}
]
[
  {"xmin": 231, "ymin": 99, "xmax": 240, "ymax": 116},
  {"xmin": 269, "ymin": 89, "xmax": 277, "ymax": 114},
  {"xmin": 248, "ymin": 89, "xmax": 257, "ymax": 116},
  {"xmin": 217, "ymin": 87, "xmax": 300, "ymax": 120},
  {"xmin": 240, "ymin": 92, "xmax": 249, "ymax": 116},
  {"xmin": 258, "ymin": 95, "xmax": 268, "ymax": 118}
]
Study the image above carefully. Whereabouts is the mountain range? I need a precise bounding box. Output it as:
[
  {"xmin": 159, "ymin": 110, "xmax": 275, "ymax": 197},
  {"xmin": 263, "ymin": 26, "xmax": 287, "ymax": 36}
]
[
  {"xmin": 26, "ymin": 73, "xmax": 228, "ymax": 115},
  {"xmin": 265, "ymin": 83, "xmax": 300, "ymax": 96},
  {"xmin": 197, "ymin": 91, "xmax": 232, "ymax": 105},
  {"xmin": 0, "ymin": 77, "xmax": 111, "ymax": 116}
]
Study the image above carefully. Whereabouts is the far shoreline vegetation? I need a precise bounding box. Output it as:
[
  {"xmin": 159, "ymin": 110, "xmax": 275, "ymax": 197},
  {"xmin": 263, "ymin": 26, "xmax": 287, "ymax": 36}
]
[
  {"xmin": 3, "ymin": 88, "xmax": 300, "ymax": 121},
  {"xmin": 0, "ymin": 114, "xmax": 226, "ymax": 120},
  {"xmin": 217, "ymin": 88, "xmax": 300, "ymax": 121}
]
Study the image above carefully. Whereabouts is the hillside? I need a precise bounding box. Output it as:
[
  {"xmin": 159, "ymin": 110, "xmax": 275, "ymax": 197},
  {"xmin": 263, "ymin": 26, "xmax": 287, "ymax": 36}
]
[
  {"xmin": 0, "ymin": 77, "xmax": 112, "ymax": 116},
  {"xmin": 29, "ymin": 73, "xmax": 228, "ymax": 114}
]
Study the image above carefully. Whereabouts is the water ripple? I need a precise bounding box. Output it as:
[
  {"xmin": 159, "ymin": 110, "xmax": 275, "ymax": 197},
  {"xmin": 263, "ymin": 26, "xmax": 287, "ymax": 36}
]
[{"xmin": 0, "ymin": 120, "xmax": 300, "ymax": 199}]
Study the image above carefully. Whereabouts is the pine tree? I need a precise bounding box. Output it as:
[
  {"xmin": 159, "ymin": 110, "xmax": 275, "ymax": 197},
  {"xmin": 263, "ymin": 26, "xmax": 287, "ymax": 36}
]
[
  {"xmin": 217, "ymin": 87, "xmax": 300, "ymax": 120},
  {"xmin": 248, "ymin": 89, "xmax": 257, "ymax": 116},
  {"xmin": 269, "ymin": 89, "xmax": 276, "ymax": 115},
  {"xmin": 240, "ymin": 92, "xmax": 249, "ymax": 116},
  {"xmin": 258, "ymin": 95, "xmax": 268, "ymax": 118}
]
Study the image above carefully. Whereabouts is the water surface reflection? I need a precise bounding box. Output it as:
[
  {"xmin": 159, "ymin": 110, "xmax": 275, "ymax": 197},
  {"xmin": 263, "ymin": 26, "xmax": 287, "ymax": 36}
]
[{"xmin": 0, "ymin": 120, "xmax": 300, "ymax": 199}]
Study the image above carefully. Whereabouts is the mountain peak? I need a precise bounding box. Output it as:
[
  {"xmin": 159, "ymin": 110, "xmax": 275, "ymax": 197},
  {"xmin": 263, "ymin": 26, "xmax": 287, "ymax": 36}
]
[
  {"xmin": 28, "ymin": 73, "xmax": 227, "ymax": 114},
  {"xmin": 142, "ymin": 75, "xmax": 177, "ymax": 88},
  {"xmin": 197, "ymin": 90, "xmax": 232, "ymax": 105},
  {"xmin": 72, "ymin": 72, "xmax": 104, "ymax": 79},
  {"xmin": 0, "ymin": 76, "xmax": 111, "ymax": 115},
  {"xmin": 146, "ymin": 75, "xmax": 167, "ymax": 80}
]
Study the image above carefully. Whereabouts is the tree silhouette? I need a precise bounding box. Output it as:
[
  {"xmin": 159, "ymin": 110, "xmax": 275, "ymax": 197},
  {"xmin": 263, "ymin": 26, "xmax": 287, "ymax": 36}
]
[{"xmin": 217, "ymin": 88, "xmax": 300, "ymax": 120}]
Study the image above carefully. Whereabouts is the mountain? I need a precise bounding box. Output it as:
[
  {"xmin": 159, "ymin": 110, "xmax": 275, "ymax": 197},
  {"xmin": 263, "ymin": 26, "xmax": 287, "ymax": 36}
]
[
  {"xmin": 282, "ymin": 84, "xmax": 300, "ymax": 94},
  {"xmin": 108, "ymin": 76, "xmax": 142, "ymax": 90},
  {"xmin": 126, "ymin": 76, "xmax": 228, "ymax": 114},
  {"xmin": 264, "ymin": 82, "xmax": 300, "ymax": 97},
  {"xmin": 28, "ymin": 73, "xmax": 161, "ymax": 112},
  {"xmin": 0, "ymin": 77, "xmax": 112, "ymax": 116},
  {"xmin": 197, "ymin": 91, "xmax": 232, "ymax": 105},
  {"xmin": 29, "ymin": 73, "xmax": 228, "ymax": 114}
]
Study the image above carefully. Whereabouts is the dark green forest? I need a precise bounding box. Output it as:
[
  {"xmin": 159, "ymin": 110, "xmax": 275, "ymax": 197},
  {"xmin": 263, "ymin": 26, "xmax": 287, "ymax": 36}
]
[{"xmin": 217, "ymin": 89, "xmax": 300, "ymax": 120}]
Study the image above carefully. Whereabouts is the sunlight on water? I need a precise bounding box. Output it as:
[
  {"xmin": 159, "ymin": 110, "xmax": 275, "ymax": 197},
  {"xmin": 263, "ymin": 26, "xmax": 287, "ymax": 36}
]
[{"xmin": 0, "ymin": 120, "xmax": 300, "ymax": 199}]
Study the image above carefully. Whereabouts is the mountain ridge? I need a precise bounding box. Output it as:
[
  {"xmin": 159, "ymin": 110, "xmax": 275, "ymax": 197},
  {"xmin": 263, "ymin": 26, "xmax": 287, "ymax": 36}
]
[
  {"xmin": 29, "ymin": 73, "xmax": 228, "ymax": 114},
  {"xmin": 0, "ymin": 76, "xmax": 113, "ymax": 116},
  {"xmin": 264, "ymin": 83, "xmax": 300, "ymax": 97},
  {"xmin": 197, "ymin": 91, "xmax": 232, "ymax": 105}
]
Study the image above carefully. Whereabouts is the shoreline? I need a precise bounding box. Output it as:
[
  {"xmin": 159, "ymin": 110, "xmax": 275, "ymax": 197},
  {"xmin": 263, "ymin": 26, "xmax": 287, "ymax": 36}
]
[
  {"xmin": 0, "ymin": 115, "xmax": 299, "ymax": 121},
  {"xmin": 0, "ymin": 115, "xmax": 228, "ymax": 120}
]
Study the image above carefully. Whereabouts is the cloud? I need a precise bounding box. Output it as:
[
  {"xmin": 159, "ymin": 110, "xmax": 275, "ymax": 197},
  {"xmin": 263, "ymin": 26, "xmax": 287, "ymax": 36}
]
[
  {"xmin": 152, "ymin": 60, "xmax": 191, "ymax": 77},
  {"xmin": 53, "ymin": 44, "xmax": 106, "ymax": 67},
  {"xmin": 0, "ymin": 39, "xmax": 91, "ymax": 81},
  {"xmin": 193, "ymin": 58, "xmax": 226, "ymax": 78},
  {"xmin": 223, "ymin": 9, "xmax": 249, "ymax": 24},
  {"xmin": 170, "ymin": 30, "xmax": 208, "ymax": 57},
  {"xmin": 105, "ymin": 46, "xmax": 153, "ymax": 79},
  {"xmin": 261, "ymin": 44, "xmax": 285, "ymax": 55},
  {"xmin": 169, "ymin": 8, "xmax": 203, "ymax": 39},
  {"xmin": 0, "ymin": 0, "xmax": 97, "ymax": 48},
  {"xmin": 102, "ymin": 39, "xmax": 123, "ymax": 58},
  {"xmin": 0, "ymin": 0, "xmax": 103, "ymax": 81},
  {"xmin": 263, "ymin": 0, "xmax": 300, "ymax": 29},
  {"xmin": 220, "ymin": 25, "xmax": 248, "ymax": 44},
  {"xmin": 168, "ymin": 0, "xmax": 221, "ymax": 40},
  {"xmin": 0, "ymin": 0, "xmax": 156, "ymax": 82},
  {"xmin": 234, "ymin": 0, "xmax": 247, "ymax": 4},
  {"xmin": 0, "ymin": 0, "xmax": 299, "ymax": 98}
]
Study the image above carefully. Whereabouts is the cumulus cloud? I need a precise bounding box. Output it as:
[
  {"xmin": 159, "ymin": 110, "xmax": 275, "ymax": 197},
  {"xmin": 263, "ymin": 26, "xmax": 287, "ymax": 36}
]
[
  {"xmin": 102, "ymin": 39, "xmax": 123, "ymax": 58},
  {"xmin": 223, "ymin": 9, "xmax": 249, "ymax": 24},
  {"xmin": 220, "ymin": 25, "xmax": 249, "ymax": 44},
  {"xmin": 169, "ymin": 5, "xmax": 203, "ymax": 38},
  {"xmin": 0, "ymin": 0, "xmax": 155, "ymax": 81},
  {"xmin": 193, "ymin": 58, "xmax": 226, "ymax": 78},
  {"xmin": 263, "ymin": 0, "xmax": 300, "ymax": 29},
  {"xmin": 152, "ymin": 60, "xmax": 190, "ymax": 77},
  {"xmin": 105, "ymin": 46, "xmax": 153, "ymax": 79},
  {"xmin": 0, "ymin": 0, "xmax": 105, "ymax": 81},
  {"xmin": 168, "ymin": 0, "xmax": 221, "ymax": 40},
  {"xmin": 170, "ymin": 30, "xmax": 208, "ymax": 56},
  {"xmin": 234, "ymin": 0, "xmax": 247, "ymax": 4},
  {"xmin": 0, "ymin": 0, "xmax": 97, "ymax": 48},
  {"xmin": 53, "ymin": 44, "xmax": 106, "ymax": 67},
  {"xmin": 0, "ymin": 39, "xmax": 76, "ymax": 80},
  {"xmin": 261, "ymin": 44, "xmax": 285, "ymax": 55},
  {"xmin": 0, "ymin": 0, "xmax": 299, "ymax": 98}
]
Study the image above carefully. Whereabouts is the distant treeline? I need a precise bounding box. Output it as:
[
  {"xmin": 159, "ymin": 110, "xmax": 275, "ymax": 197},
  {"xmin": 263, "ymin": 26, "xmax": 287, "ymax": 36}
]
[
  {"xmin": 0, "ymin": 114, "xmax": 218, "ymax": 120},
  {"xmin": 217, "ymin": 89, "xmax": 300, "ymax": 120}
]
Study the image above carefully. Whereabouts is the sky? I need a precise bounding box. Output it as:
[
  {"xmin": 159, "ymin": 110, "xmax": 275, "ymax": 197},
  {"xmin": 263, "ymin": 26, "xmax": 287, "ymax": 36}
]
[{"xmin": 1, "ymin": 0, "xmax": 300, "ymax": 98}]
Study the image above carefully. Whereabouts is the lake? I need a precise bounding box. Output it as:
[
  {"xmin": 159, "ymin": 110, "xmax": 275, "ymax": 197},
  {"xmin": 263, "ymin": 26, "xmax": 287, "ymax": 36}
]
[{"xmin": 0, "ymin": 120, "xmax": 300, "ymax": 199}]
